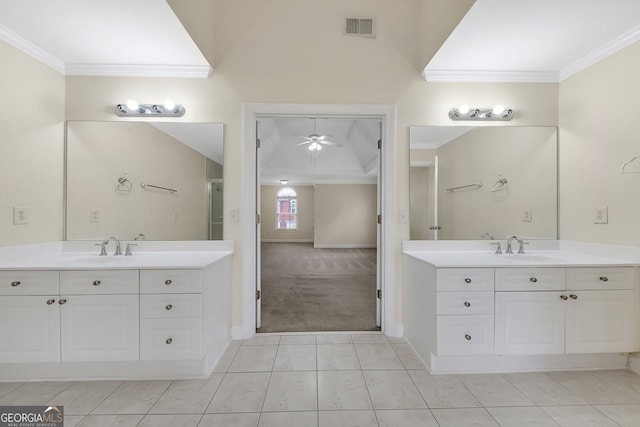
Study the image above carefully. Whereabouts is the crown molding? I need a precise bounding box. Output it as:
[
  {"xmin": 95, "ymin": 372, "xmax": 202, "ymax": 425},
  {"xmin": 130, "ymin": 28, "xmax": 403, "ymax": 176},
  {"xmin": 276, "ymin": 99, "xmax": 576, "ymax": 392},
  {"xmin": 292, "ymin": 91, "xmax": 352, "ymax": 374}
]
[
  {"xmin": 559, "ymin": 23, "xmax": 640, "ymax": 81},
  {"xmin": 422, "ymin": 69, "xmax": 559, "ymax": 83},
  {"xmin": 65, "ymin": 63, "xmax": 212, "ymax": 78},
  {"xmin": 0, "ymin": 24, "xmax": 65, "ymax": 74}
]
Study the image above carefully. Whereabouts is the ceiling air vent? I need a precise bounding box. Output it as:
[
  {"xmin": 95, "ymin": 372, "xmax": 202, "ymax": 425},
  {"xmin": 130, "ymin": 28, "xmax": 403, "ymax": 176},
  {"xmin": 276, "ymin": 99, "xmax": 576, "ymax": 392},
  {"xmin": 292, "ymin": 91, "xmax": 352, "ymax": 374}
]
[{"xmin": 345, "ymin": 17, "xmax": 375, "ymax": 38}]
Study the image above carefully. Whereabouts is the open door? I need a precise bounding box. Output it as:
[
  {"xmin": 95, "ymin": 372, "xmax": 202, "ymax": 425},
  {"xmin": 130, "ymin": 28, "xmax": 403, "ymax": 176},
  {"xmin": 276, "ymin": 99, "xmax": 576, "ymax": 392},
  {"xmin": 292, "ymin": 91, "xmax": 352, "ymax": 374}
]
[
  {"xmin": 255, "ymin": 120, "xmax": 262, "ymax": 329},
  {"xmin": 376, "ymin": 121, "xmax": 382, "ymax": 328}
]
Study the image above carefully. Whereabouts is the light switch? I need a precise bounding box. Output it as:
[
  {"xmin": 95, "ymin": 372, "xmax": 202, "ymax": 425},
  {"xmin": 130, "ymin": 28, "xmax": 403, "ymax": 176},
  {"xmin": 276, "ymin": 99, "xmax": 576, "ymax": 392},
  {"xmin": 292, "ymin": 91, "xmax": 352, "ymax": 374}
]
[
  {"xmin": 593, "ymin": 207, "xmax": 608, "ymax": 224},
  {"xmin": 399, "ymin": 209, "xmax": 409, "ymax": 224},
  {"xmin": 230, "ymin": 208, "xmax": 239, "ymax": 224}
]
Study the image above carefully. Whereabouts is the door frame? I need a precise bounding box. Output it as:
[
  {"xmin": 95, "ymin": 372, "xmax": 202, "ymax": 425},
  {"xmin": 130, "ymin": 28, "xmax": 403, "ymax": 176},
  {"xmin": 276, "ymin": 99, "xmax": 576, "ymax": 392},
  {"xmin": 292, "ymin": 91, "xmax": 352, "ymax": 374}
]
[{"xmin": 238, "ymin": 103, "xmax": 397, "ymax": 339}]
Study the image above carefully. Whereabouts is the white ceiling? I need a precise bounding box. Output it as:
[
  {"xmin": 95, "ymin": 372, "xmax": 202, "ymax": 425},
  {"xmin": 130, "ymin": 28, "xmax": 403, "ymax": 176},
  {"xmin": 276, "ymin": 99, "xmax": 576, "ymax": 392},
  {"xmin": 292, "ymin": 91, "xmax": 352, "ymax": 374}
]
[
  {"xmin": 424, "ymin": 0, "xmax": 640, "ymax": 82},
  {"xmin": 150, "ymin": 122, "xmax": 224, "ymax": 165}
]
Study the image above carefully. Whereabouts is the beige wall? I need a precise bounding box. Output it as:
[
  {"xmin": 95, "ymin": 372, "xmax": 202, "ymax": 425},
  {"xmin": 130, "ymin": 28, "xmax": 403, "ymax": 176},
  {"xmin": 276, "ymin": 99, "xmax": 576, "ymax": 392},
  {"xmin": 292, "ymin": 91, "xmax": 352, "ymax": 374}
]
[
  {"xmin": 559, "ymin": 40, "xmax": 640, "ymax": 245},
  {"xmin": 66, "ymin": 121, "xmax": 207, "ymax": 240},
  {"xmin": 260, "ymin": 185, "xmax": 314, "ymax": 242},
  {"xmin": 0, "ymin": 41, "xmax": 65, "ymax": 246},
  {"xmin": 314, "ymin": 184, "xmax": 377, "ymax": 248}
]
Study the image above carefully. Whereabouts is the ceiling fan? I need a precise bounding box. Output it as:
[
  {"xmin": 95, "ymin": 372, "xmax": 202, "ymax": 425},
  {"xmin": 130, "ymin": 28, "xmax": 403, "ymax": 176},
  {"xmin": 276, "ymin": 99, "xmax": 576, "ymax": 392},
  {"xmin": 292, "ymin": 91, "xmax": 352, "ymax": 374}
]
[{"xmin": 292, "ymin": 118, "xmax": 342, "ymax": 151}]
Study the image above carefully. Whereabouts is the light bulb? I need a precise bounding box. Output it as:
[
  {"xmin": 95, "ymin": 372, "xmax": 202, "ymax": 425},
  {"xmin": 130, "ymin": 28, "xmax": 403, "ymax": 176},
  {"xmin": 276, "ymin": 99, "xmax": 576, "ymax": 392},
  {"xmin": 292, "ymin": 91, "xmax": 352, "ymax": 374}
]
[
  {"xmin": 126, "ymin": 100, "xmax": 138, "ymax": 110},
  {"xmin": 458, "ymin": 104, "xmax": 470, "ymax": 114},
  {"xmin": 492, "ymin": 104, "xmax": 505, "ymax": 115},
  {"xmin": 308, "ymin": 142, "xmax": 322, "ymax": 151},
  {"xmin": 163, "ymin": 99, "xmax": 175, "ymax": 110}
]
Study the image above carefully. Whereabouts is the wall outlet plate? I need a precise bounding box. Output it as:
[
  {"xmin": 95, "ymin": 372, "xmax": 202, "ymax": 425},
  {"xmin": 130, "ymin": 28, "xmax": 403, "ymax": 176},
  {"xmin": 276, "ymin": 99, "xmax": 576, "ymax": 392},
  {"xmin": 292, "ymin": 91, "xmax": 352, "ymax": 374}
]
[
  {"xmin": 13, "ymin": 207, "xmax": 28, "ymax": 225},
  {"xmin": 523, "ymin": 209, "xmax": 533, "ymax": 222},
  {"xmin": 593, "ymin": 206, "xmax": 608, "ymax": 224}
]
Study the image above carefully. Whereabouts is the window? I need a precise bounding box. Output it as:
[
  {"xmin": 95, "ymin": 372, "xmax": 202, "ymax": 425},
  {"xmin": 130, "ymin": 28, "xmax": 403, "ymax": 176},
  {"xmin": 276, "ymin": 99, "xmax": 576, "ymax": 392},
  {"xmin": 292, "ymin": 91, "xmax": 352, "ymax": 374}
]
[{"xmin": 276, "ymin": 187, "xmax": 297, "ymax": 229}]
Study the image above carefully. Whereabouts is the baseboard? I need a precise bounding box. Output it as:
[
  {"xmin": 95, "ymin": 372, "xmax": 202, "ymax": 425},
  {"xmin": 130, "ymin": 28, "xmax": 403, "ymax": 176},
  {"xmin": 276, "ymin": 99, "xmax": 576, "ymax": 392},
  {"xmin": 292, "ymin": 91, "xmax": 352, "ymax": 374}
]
[
  {"xmin": 630, "ymin": 353, "xmax": 640, "ymax": 374},
  {"xmin": 386, "ymin": 323, "xmax": 404, "ymax": 338},
  {"xmin": 232, "ymin": 325, "xmax": 252, "ymax": 340},
  {"xmin": 313, "ymin": 243, "xmax": 377, "ymax": 249},
  {"xmin": 261, "ymin": 239, "xmax": 314, "ymax": 243}
]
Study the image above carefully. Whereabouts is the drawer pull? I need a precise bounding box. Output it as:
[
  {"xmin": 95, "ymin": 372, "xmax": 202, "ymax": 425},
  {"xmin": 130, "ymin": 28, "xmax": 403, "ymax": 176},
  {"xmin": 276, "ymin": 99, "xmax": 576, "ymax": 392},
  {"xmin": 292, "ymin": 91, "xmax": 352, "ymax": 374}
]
[
  {"xmin": 46, "ymin": 299, "xmax": 55, "ymax": 305},
  {"xmin": 464, "ymin": 301, "xmax": 471, "ymax": 307},
  {"xmin": 464, "ymin": 334, "xmax": 472, "ymax": 341},
  {"xmin": 570, "ymin": 294, "xmax": 578, "ymax": 300},
  {"xmin": 165, "ymin": 304, "xmax": 173, "ymax": 311},
  {"xmin": 560, "ymin": 295, "xmax": 568, "ymax": 300},
  {"xmin": 529, "ymin": 277, "xmax": 538, "ymax": 283},
  {"xmin": 10, "ymin": 281, "xmax": 21, "ymax": 287},
  {"xmin": 166, "ymin": 338, "xmax": 173, "ymax": 345},
  {"xmin": 165, "ymin": 279, "xmax": 172, "ymax": 286},
  {"xmin": 464, "ymin": 278, "xmax": 471, "ymax": 284},
  {"xmin": 93, "ymin": 280, "xmax": 101, "ymax": 286},
  {"xmin": 59, "ymin": 299, "xmax": 67, "ymax": 305},
  {"xmin": 599, "ymin": 276, "xmax": 609, "ymax": 282}
]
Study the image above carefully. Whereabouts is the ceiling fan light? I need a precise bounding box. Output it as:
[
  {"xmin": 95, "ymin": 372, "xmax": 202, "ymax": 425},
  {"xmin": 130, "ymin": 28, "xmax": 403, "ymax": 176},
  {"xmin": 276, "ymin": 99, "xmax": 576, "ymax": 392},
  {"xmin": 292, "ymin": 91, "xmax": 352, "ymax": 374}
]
[{"xmin": 308, "ymin": 142, "xmax": 322, "ymax": 151}]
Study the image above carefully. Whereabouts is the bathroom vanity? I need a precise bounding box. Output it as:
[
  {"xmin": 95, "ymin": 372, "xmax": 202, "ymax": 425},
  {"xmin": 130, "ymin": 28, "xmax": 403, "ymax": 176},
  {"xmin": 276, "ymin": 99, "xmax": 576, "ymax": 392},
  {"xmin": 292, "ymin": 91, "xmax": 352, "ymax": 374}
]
[
  {"xmin": 403, "ymin": 240, "xmax": 640, "ymax": 374},
  {"xmin": 0, "ymin": 240, "xmax": 233, "ymax": 381}
]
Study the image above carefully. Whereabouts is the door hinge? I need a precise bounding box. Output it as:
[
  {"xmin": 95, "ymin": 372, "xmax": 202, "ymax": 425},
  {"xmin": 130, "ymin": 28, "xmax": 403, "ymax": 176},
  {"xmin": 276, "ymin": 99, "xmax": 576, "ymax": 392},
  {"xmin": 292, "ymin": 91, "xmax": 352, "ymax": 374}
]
[
  {"xmin": 377, "ymin": 214, "xmax": 382, "ymax": 224},
  {"xmin": 256, "ymin": 138, "xmax": 261, "ymax": 148},
  {"xmin": 377, "ymin": 289, "xmax": 382, "ymax": 299},
  {"xmin": 377, "ymin": 138, "xmax": 382, "ymax": 150},
  {"xmin": 256, "ymin": 290, "xmax": 261, "ymax": 300},
  {"xmin": 256, "ymin": 214, "xmax": 261, "ymax": 225}
]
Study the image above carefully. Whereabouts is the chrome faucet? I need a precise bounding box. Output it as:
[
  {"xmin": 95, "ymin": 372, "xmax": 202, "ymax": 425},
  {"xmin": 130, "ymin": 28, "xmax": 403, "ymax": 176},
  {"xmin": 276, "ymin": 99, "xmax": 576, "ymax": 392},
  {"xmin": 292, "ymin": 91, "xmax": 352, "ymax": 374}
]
[
  {"xmin": 98, "ymin": 236, "xmax": 122, "ymax": 256},
  {"xmin": 506, "ymin": 235, "xmax": 528, "ymax": 254},
  {"xmin": 134, "ymin": 233, "xmax": 146, "ymax": 241}
]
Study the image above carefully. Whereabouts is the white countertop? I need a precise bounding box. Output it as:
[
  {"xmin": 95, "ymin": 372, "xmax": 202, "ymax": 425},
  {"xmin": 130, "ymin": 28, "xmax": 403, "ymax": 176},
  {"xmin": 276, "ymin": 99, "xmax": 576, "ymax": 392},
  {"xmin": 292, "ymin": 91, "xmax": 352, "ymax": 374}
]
[
  {"xmin": 0, "ymin": 241, "xmax": 234, "ymax": 270},
  {"xmin": 402, "ymin": 240, "xmax": 640, "ymax": 268}
]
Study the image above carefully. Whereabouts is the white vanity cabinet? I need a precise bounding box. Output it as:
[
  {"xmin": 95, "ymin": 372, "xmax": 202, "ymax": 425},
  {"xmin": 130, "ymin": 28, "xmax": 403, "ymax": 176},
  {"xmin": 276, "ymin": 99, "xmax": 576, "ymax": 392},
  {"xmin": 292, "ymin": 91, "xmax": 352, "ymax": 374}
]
[{"xmin": 0, "ymin": 271, "xmax": 60, "ymax": 363}]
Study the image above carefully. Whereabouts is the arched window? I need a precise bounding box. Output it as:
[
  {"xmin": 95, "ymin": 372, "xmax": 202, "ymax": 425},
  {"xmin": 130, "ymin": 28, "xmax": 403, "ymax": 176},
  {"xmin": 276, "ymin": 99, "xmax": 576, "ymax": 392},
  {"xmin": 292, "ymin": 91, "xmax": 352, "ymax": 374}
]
[{"xmin": 276, "ymin": 187, "xmax": 297, "ymax": 230}]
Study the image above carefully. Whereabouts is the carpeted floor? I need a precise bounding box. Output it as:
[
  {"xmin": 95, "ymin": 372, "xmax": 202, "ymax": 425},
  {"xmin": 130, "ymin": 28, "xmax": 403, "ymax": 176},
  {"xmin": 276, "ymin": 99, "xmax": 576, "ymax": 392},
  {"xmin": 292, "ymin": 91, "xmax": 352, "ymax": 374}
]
[{"xmin": 258, "ymin": 242, "xmax": 379, "ymax": 333}]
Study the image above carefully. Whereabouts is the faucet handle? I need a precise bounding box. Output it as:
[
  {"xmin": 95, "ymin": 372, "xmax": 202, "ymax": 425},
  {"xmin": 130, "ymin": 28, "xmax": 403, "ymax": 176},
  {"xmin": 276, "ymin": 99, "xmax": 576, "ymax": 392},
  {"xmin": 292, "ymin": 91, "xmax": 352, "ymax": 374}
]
[
  {"xmin": 124, "ymin": 243, "xmax": 137, "ymax": 256},
  {"xmin": 95, "ymin": 242, "xmax": 108, "ymax": 256},
  {"xmin": 518, "ymin": 241, "xmax": 530, "ymax": 254},
  {"xmin": 491, "ymin": 242, "xmax": 503, "ymax": 254}
]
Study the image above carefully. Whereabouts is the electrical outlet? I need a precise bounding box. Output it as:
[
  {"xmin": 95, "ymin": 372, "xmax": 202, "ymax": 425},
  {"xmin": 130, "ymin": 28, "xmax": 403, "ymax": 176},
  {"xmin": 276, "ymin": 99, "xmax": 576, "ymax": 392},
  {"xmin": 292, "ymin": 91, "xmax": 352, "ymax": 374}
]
[
  {"xmin": 13, "ymin": 207, "xmax": 29, "ymax": 225},
  {"xmin": 230, "ymin": 208, "xmax": 239, "ymax": 224},
  {"xmin": 90, "ymin": 209, "xmax": 100, "ymax": 223},
  {"xmin": 593, "ymin": 207, "xmax": 608, "ymax": 224},
  {"xmin": 523, "ymin": 209, "xmax": 533, "ymax": 222}
]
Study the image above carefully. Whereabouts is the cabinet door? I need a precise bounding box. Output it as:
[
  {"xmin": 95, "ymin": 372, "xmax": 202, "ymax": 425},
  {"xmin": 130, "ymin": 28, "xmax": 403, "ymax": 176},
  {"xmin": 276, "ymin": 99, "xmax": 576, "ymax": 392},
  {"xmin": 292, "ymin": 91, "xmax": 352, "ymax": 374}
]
[
  {"xmin": 60, "ymin": 295, "xmax": 139, "ymax": 362},
  {"xmin": 0, "ymin": 296, "xmax": 60, "ymax": 363},
  {"xmin": 495, "ymin": 292, "xmax": 565, "ymax": 355},
  {"xmin": 565, "ymin": 290, "xmax": 638, "ymax": 354}
]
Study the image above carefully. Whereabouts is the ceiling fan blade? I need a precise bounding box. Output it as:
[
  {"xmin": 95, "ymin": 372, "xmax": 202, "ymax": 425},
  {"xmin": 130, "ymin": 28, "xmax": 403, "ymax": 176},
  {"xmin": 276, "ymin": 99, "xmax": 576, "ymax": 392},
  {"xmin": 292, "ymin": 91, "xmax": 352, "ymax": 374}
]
[
  {"xmin": 320, "ymin": 140, "xmax": 341, "ymax": 147},
  {"xmin": 316, "ymin": 134, "xmax": 334, "ymax": 141},
  {"xmin": 292, "ymin": 140, "xmax": 312, "ymax": 147}
]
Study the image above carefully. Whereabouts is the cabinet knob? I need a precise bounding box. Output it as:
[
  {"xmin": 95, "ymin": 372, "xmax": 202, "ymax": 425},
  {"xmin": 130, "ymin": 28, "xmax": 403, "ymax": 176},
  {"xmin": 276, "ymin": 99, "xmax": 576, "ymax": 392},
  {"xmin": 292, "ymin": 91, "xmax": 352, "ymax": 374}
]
[
  {"xmin": 165, "ymin": 279, "xmax": 172, "ymax": 285},
  {"xmin": 570, "ymin": 294, "xmax": 578, "ymax": 300},
  {"xmin": 529, "ymin": 277, "xmax": 538, "ymax": 283},
  {"xmin": 464, "ymin": 278, "xmax": 471, "ymax": 284},
  {"xmin": 165, "ymin": 304, "xmax": 173, "ymax": 311},
  {"xmin": 465, "ymin": 334, "xmax": 472, "ymax": 341},
  {"xmin": 93, "ymin": 280, "xmax": 101, "ymax": 286},
  {"xmin": 599, "ymin": 276, "xmax": 609, "ymax": 282},
  {"xmin": 46, "ymin": 299, "xmax": 55, "ymax": 305},
  {"xmin": 165, "ymin": 338, "xmax": 173, "ymax": 345},
  {"xmin": 560, "ymin": 295, "xmax": 568, "ymax": 300},
  {"xmin": 59, "ymin": 299, "xmax": 67, "ymax": 305},
  {"xmin": 464, "ymin": 301, "xmax": 471, "ymax": 307},
  {"xmin": 10, "ymin": 281, "xmax": 21, "ymax": 287}
]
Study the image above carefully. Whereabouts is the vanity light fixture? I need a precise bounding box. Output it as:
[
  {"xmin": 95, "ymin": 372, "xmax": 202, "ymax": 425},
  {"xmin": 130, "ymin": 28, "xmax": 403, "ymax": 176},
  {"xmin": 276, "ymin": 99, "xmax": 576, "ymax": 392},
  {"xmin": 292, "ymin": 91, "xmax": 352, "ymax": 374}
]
[
  {"xmin": 448, "ymin": 104, "xmax": 513, "ymax": 121},
  {"xmin": 115, "ymin": 100, "xmax": 185, "ymax": 117}
]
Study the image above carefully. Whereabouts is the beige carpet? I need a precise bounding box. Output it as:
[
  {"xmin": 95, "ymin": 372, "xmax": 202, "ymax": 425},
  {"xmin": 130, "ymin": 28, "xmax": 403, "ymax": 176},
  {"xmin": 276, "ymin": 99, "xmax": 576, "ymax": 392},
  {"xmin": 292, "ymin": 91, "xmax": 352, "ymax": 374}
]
[{"xmin": 258, "ymin": 242, "xmax": 379, "ymax": 333}]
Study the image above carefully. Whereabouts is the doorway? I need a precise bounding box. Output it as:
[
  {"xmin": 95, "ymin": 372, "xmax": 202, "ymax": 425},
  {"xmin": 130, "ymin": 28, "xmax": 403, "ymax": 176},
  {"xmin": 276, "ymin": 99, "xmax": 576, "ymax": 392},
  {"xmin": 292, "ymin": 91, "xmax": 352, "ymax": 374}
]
[{"xmin": 256, "ymin": 116, "xmax": 382, "ymax": 332}]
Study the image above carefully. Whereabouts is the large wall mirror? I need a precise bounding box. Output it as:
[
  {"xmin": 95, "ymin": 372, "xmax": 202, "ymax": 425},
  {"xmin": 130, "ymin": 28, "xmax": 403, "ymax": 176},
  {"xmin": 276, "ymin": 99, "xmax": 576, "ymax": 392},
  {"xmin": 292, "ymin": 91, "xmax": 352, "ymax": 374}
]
[
  {"xmin": 65, "ymin": 121, "xmax": 224, "ymax": 241},
  {"xmin": 409, "ymin": 126, "xmax": 557, "ymax": 240}
]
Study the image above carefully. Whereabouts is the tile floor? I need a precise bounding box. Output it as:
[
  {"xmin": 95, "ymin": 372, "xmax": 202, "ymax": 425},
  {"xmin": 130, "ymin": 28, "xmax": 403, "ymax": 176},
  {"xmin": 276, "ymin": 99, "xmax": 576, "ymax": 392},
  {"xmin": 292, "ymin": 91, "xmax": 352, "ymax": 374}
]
[{"xmin": 1, "ymin": 334, "xmax": 640, "ymax": 426}]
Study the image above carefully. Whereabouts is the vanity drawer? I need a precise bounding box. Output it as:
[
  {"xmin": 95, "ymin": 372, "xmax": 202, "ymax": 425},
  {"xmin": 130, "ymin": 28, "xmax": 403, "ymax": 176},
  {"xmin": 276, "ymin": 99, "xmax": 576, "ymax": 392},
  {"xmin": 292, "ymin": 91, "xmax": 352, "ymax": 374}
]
[
  {"xmin": 437, "ymin": 315, "xmax": 494, "ymax": 355},
  {"xmin": 140, "ymin": 270, "xmax": 202, "ymax": 294},
  {"xmin": 140, "ymin": 294, "xmax": 202, "ymax": 319},
  {"xmin": 140, "ymin": 318, "xmax": 202, "ymax": 360},
  {"xmin": 0, "ymin": 271, "xmax": 59, "ymax": 295},
  {"xmin": 566, "ymin": 267, "xmax": 635, "ymax": 290},
  {"xmin": 60, "ymin": 270, "xmax": 138, "ymax": 294},
  {"xmin": 437, "ymin": 292, "xmax": 494, "ymax": 315},
  {"xmin": 496, "ymin": 268, "xmax": 565, "ymax": 291},
  {"xmin": 437, "ymin": 268, "xmax": 494, "ymax": 291}
]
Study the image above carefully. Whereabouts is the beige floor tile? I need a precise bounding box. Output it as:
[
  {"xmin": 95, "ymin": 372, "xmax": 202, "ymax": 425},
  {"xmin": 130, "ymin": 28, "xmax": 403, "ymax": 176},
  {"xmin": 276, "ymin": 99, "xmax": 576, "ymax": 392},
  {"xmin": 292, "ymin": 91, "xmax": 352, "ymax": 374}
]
[
  {"xmin": 91, "ymin": 381, "xmax": 171, "ymax": 415},
  {"xmin": 364, "ymin": 370, "xmax": 427, "ymax": 409},
  {"xmin": 257, "ymin": 411, "xmax": 318, "ymax": 427},
  {"xmin": 62, "ymin": 415, "xmax": 85, "ymax": 427},
  {"xmin": 351, "ymin": 334, "xmax": 388, "ymax": 343},
  {"xmin": 206, "ymin": 372, "xmax": 270, "ymax": 413},
  {"xmin": 386, "ymin": 336, "xmax": 407, "ymax": 344},
  {"xmin": 213, "ymin": 343, "xmax": 240, "ymax": 373},
  {"xmin": 592, "ymin": 370, "xmax": 640, "ymax": 401},
  {"xmin": 318, "ymin": 370, "xmax": 373, "ymax": 410},
  {"xmin": 242, "ymin": 336, "xmax": 281, "ymax": 346},
  {"xmin": 317, "ymin": 344, "xmax": 361, "ymax": 370},
  {"xmin": 261, "ymin": 371, "xmax": 317, "ymax": 412},
  {"xmin": 376, "ymin": 409, "xmax": 439, "ymax": 427},
  {"xmin": 149, "ymin": 374, "xmax": 224, "ymax": 414},
  {"xmin": 318, "ymin": 410, "xmax": 379, "ymax": 427},
  {"xmin": 316, "ymin": 334, "xmax": 353, "ymax": 344},
  {"xmin": 354, "ymin": 343, "xmax": 404, "ymax": 370},
  {"xmin": 0, "ymin": 382, "xmax": 71, "ymax": 406},
  {"xmin": 392, "ymin": 343, "xmax": 425, "ymax": 369},
  {"xmin": 199, "ymin": 413, "xmax": 260, "ymax": 427},
  {"xmin": 457, "ymin": 374, "xmax": 535, "ymax": 407},
  {"xmin": 50, "ymin": 381, "xmax": 122, "ymax": 415},
  {"xmin": 504, "ymin": 372, "xmax": 586, "ymax": 405},
  {"xmin": 272, "ymin": 344, "xmax": 316, "ymax": 371},
  {"xmin": 0, "ymin": 382, "xmax": 23, "ymax": 398},
  {"xmin": 486, "ymin": 406, "xmax": 561, "ymax": 427},
  {"xmin": 75, "ymin": 414, "xmax": 144, "ymax": 427},
  {"xmin": 541, "ymin": 405, "xmax": 621, "ymax": 427},
  {"xmin": 137, "ymin": 414, "xmax": 201, "ymax": 427},
  {"xmin": 594, "ymin": 404, "xmax": 640, "ymax": 427},
  {"xmin": 279, "ymin": 335, "xmax": 316, "ymax": 345},
  {"xmin": 228, "ymin": 345, "xmax": 278, "ymax": 372},
  {"xmin": 408, "ymin": 370, "xmax": 481, "ymax": 408},
  {"xmin": 546, "ymin": 371, "xmax": 637, "ymax": 404},
  {"xmin": 431, "ymin": 408, "xmax": 500, "ymax": 427}
]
